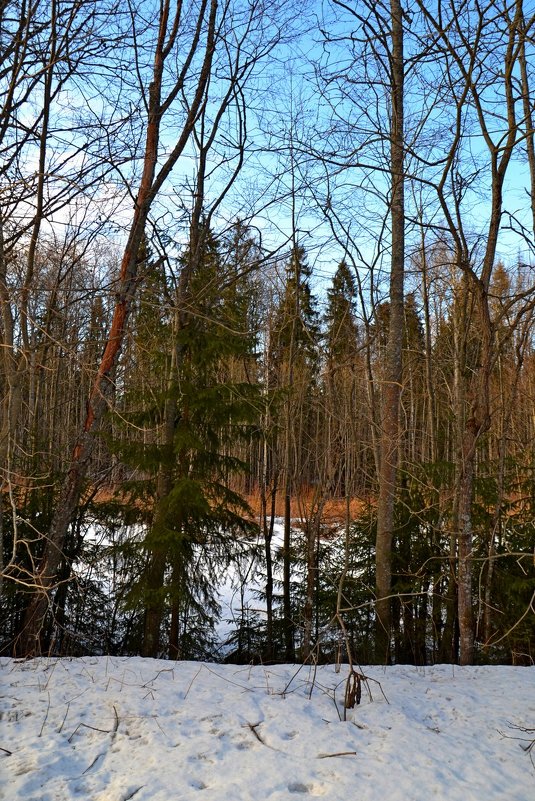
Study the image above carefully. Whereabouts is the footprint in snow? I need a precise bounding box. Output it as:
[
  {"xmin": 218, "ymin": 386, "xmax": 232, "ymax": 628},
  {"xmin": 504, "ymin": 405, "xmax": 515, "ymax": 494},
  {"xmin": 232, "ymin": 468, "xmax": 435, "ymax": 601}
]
[
  {"xmin": 189, "ymin": 779, "xmax": 208, "ymax": 790},
  {"xmin": 282, "ymin": 730, "xmax": 298, "ymax": 740},
  {"xmin": 288, "ymin": 781, "xmax": 326, "ymax": 796}
]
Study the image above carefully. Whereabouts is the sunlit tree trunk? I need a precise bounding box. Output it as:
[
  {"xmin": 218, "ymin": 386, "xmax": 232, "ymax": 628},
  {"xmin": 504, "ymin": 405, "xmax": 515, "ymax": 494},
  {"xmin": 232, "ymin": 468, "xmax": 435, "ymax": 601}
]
[{"xmin": 375, "ymin": 0, "xmax": 405, "ymax": 664}]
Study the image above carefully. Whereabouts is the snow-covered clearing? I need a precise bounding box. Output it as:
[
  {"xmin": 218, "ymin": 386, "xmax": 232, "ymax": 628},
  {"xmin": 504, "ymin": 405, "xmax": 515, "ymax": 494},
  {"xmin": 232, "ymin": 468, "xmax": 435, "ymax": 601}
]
[{"xmin": 1, "ymin": 658, "xmax": 533, "ymax": 801}]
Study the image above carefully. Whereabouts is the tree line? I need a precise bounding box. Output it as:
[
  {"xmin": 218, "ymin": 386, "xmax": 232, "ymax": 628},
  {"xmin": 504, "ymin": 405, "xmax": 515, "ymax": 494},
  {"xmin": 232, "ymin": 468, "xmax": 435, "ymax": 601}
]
[{"xmin": 1, "ymin": 0, "xmax": 534, "ymax": 664}]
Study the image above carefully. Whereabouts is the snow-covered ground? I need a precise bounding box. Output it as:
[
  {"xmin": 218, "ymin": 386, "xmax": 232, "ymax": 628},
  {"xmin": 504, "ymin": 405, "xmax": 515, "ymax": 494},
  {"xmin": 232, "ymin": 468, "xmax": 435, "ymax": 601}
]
[{"xmin": 1, "ymin": 658, "xmax": 533, "ymax": 801}]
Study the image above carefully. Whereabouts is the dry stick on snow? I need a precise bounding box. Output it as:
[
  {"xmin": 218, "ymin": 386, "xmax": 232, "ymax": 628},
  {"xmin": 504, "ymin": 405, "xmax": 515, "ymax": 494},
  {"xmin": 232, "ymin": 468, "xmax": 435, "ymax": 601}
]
[
  {"xmin": 82, "ymin": 753, "xmax": 105, "ymax": 775},
  {"xmin": 142, "ymin": 667, "xmax": 175, "ymax": 688},
  {"xmin": 152, "ymin": 715, "xmax": 170, "ymax": 741},
  {"xmin": 243, "ymin": 721, "xmax": 358, "ymax": 761},
  {"xmin": 184, "ymin": 665, "xmax": 204, "ymax": 700},
  {"xmin": 38, "ymin": 690, "xmax": 51, "ymax": 737},
  {"xmin": 281, "ymin": 662, "xmax": 307, "ymax": 696},
  {"xmin": 42, "ymin": 660, "xmax": 59, "ymax": 689},
  {"xmin": 246, "ymin": 721, "xmax": 266, "ymax": 745},
  {"xmin": 57, "ymin": 701, "xmax": 71, "ymax": 734},
  {"xmin": 67, "ymin": 705, "xmax": 119, "ymax": 744},
  {"xmin": 68, "ymin": 722, "xmax": 115, "ymax": 743},
  {"xmin": 307, "ymin": 658, "xmax": 320, "ymax": 701},
  {"xmin": 123, "ymin": 788, "xmax": 145, "ymax": 801},
  {"xmin": 202, "ymin": 665, "xmax": 255, "ymax": 693},
  {"xmin": 502, "ymin": 724, "xmax": 535, "ymax": 768},
  {"xmin": 243, "ymin": 722, "xmax": 283, "ymax": 754}
]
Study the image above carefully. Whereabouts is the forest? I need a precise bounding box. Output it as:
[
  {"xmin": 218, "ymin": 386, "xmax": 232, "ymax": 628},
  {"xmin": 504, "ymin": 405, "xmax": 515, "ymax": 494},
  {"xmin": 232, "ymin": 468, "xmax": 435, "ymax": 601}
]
[{"xmin": 1, "ymin": 0, "xmax": 535, "ymax": 667}]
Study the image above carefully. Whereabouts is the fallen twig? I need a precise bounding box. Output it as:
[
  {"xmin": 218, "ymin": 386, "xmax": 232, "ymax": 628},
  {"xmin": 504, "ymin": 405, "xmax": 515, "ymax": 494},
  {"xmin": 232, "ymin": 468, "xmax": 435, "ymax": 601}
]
[
  {"xmin": 123, "ymin": 786, "xmax": 145, "ymax": 800},
  {"xmin": 245, "ymin": 721, "xmax": 266, "ymax": 745},
  {"xmin": 68, "ymin": 721, "xmax": 115, "ymax": 743},
  {"xmin": 82, "ymin": 753, "xmax": 105, "ymax": 775},
  {"xmin": 111, "ymin": 705, "xmax": 119, "ymax": 740}
]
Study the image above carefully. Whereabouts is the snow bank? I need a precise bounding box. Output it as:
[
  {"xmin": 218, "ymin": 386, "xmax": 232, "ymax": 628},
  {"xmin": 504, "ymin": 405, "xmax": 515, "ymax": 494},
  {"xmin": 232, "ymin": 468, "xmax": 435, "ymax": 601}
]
[{"xmin": 1, "ymin": 658, "xmax": 533, "ymax": 800}]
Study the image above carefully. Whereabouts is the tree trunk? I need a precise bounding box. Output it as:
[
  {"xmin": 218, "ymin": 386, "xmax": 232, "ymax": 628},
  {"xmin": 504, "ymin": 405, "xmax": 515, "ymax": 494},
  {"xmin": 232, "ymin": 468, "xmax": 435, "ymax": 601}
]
[
  {"xmin": 457, "ymin": 278, "xmax": 493, "ymax": 665},
  {"xmin": 457, "ymin": 425, "xmax": 477, "ymax": 665},
  {"xmin": 261, "ymin": 468, "xmax": 277, "ymax": 661},
  {"xmin": 302, "ymin": 502, "xmax": 324, "ymax": 662},
  {"xmin": 375, "ymin": 0, "xmax": 405, "ymax": 664},
  {"xmin": 283, "ymin": 489, "xmax": 294, "ymax": 662}
]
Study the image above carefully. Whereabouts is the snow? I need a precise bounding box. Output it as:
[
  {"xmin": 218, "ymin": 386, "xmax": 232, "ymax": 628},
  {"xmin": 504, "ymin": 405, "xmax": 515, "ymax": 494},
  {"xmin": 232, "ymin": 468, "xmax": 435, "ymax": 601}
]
[{"xmin": 1, "ymin": 658, "xmax": 533, "ymax": 801}]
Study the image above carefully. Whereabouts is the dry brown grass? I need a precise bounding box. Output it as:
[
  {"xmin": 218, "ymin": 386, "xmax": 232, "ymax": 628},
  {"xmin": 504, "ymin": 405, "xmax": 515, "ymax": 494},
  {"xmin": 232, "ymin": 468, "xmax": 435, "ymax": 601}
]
[
  {"xmin": 40, "ymin": 484, "xmax": 372, "ymax": 526},
  {"xmin": 243, "ymin": 491, "xmax": 371, "ymax": 524}
]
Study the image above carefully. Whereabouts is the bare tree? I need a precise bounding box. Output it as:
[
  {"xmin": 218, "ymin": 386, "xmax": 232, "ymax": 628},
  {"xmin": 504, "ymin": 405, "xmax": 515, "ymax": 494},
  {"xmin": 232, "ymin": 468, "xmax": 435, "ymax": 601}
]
[
  {"xmin": 18, "ymin": 0, "xmax": 222, "ymax": 656},
  {"xmin": 1, "ymin": 0, "xmax": 128, "ymax": 614},
  {"xmin": 415, "ymin": 0, "xmax": 535, "ymax": 664},
  {"xmin": 314, "ymin": 0, "xmax": 407, "ymax": 663}
]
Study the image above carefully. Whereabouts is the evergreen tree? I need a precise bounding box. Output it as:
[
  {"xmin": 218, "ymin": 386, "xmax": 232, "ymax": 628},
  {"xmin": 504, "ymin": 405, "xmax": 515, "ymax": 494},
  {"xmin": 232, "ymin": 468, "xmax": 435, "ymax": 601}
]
[
  {"xmin": 269, "ymin": 244, "xmax": 320, "ymax": 660},
  {"xmin": 120, "ymin": 225, "xmax": 261, "ymax": 659},
  {"xmin": 271, "ymin": 245, "xmax": 319, "ymax": 376},
  {"xmin": 322, "ymin": 260, "xmax": 363, "ymax": 497},
  {"xmin": 324, "ymin": 260, "xmax": 360, "ymax": 367}
]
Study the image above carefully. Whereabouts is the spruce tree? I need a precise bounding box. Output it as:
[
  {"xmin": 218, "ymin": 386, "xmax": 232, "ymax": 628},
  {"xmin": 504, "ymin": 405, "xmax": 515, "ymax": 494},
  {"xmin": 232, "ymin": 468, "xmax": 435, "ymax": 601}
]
[
  {"xmin": 270, "ymin": 244, "xmax": 320, "ymax": 660},
  {"xmin": 324, "ymin": 260, "xmax": 360, "ymax": 368},
  {"xmin": 121, "ymin": 225, "xmax": 261, "ymax": 659},
  {"xmin": 322, "ymin": 260, "xmax": 362, "ymax": 498}
]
